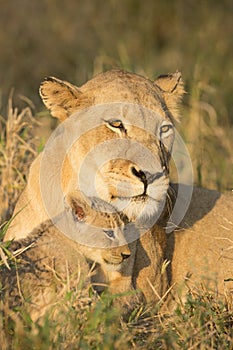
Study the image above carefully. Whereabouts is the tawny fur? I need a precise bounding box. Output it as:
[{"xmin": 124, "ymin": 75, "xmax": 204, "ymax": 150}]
[
  {"xmin": 4, "ymin": 70, "xmax": 182, "ymax": 308},
  {"xmin": 1, "ymin": 191, "xmax": 141, "ymax": 320},
  {"xmin": 134, "ymin": 185, "xmax": 233, "ymax": 307},
  {"xmin": 166, "ymin": 186, "xmax": 233, "ymax": 308},
  {"xmin": 4, "ymin": 69, "xmax": 232, "ymax": 310},
  {"xmin": 1, "ymin": 218, "xmax": 139, "ymax": 321},
  {"xmin": 5, "ymin": 69, "xmax": 184, "ymax": 241},
  {"xmin": 1, "ymin": 220, "xmax": 89, "ymax": 321}
]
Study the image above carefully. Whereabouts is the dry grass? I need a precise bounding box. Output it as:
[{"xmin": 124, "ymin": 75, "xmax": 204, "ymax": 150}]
[
  {"xmin": 0, "ymin": 95, "xmax": 232, "ymax": 349},
  {"xmin": 0, "ymin": 1, "xmax": 232, "ymax": 346},
  {"xmin": 0, "ymin": 0, "xmax": 232, "ymax": 188},
  {"xmin": 0, "ymin": 49, "xmax": 232, "ymax": 348},
  {"xmin": 180, "ymin": 74, "xmax": 233, "ymax": 191},
  {"xmin": 0, "ymin": 220, "xmax": 232, "ymax": 349},
  {"xmin": 0, "ymin": 93, "xmax": 39, "ymax": 222},
  {"xmin": 0, "ymin": 262, "xmax": 232, "ymax": 350}
]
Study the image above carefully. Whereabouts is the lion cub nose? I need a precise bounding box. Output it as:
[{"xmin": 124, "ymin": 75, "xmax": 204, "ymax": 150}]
[{"xmin": 121, "ymin": 252, "xmax": 131, "ymax": 260}]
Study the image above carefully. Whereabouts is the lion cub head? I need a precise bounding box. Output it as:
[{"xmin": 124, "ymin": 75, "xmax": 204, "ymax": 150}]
[{"xmin": 63, "ymin": 190, "xmax": 135, "ymax": 272}]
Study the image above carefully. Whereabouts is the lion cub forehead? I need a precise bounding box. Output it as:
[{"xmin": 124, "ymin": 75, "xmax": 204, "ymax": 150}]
[
  {"xmin": 88, "ymin": 196, "xmax": 126, "ymax": 228},
  {"xmin": 65, "ymin": 190, "xmax": 127, "ymax": 228}
]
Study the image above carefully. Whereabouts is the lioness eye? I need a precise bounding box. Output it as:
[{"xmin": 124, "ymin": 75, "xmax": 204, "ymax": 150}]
[
  {"xmin": 105, "ymin": 119, "xmax": 127, "ymax": 136},
  {"xmin": 103, "ymin": 229, "xmax": 115, "ymax": 239},
  {"xmin": 108, "ymin": 119, "xmax": 124, "ymax": 129},
  {"xmin": 160, "ymin": 124, "xmax": 172, "ymax": 133}
]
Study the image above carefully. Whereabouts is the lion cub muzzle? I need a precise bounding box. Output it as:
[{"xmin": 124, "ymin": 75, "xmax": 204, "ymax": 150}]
[{"xmin": 101, "ymin": 244, "xmax": 131, "ymax": 270}]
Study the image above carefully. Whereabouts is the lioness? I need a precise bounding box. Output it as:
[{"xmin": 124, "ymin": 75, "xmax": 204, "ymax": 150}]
[
  {"xmin": 1, "ymin": 191, "xmax": 138, "ymax": 320},
  {"xmin": 5, "ymin": 70, "xmax": 183, "ymax": 301},
  {"xmin": 4, "ymin": 70, "xmax": 232, "ymax": 308},
  {"xmin": 6, "ymin": 69, "xmax": 184, "ymax": 241}
]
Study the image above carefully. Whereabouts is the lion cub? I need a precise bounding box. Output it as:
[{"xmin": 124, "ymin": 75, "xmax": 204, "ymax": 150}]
[{"xmin": 0, "ymin": 191, "xmax": 137, "ymax": 321}]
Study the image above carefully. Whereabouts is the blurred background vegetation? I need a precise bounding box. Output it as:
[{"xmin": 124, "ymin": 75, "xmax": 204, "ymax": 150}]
[
  {"xmin": 0, "ymin": 0, "xmax": 232, "ymax": 196},
  {"xmin": 0, "ymin": 3, "xmax": 233, "ymax": 346}
]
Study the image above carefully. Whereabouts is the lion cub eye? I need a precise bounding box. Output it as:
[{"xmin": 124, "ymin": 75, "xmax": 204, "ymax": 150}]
[{"xmin": 103, "ymin": 229, "xmax": 115, "ymax": 239}]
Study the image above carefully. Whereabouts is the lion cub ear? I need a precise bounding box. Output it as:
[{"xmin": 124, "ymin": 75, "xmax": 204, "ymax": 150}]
[
  {"xmin": 39, "ymin": 77, "xmax": 90, "ymax": 121},
  {"xmin": 65, "ymin": 190, "xmax": 91, "ymax": 223},
  {"xmin": 154, "ymin": 72, "xmax": 185, "ymax": 121}
]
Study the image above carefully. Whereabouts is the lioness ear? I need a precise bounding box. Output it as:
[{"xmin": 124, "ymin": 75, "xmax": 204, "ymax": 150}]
[
  {"xmin": 154, "ymin": 72, "xmax": 185, "ymax": 121},
  {"xmin": 65, "ymin": 191, "xmax": 90, "ymax": 222},
  {"xmin": 39, "ymin": 77, "xmax": 91, "ymax": 121}
]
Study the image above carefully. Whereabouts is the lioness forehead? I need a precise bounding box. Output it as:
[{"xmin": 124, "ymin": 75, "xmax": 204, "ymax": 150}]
[
  {"xmin": 40, "ymin": 68, "xmax": 184, "ymax": 123},
  {"xmin": 81, "ymin": 69, "xmax": 164, "ymax": 110},
  {"xmin": 82, "ymin": 70, "xmax": 158, "ymax": 91}
]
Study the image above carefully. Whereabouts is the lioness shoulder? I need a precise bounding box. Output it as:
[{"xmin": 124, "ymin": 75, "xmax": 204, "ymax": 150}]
[
  {"xmin": 166, "ymin": 186, "xmax": 233, "ymax": 307},
  {"xmin": 130, "ymin": 185, "xmax": 233, "ymax": 307}
]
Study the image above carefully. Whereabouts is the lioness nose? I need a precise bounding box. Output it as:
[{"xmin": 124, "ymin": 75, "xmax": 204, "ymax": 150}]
[
  {"xmin": 144, "ymin": 170, "xmax": 164, "ymax": 184},
  {"xmin": 131, "ymin": 166, "xmax": 164, "ymax": 186},
  {"xmin": 131, "ymin": 166, "xmax": 147, "ymax": 187},
  {"xmin": 121, "ymin": 252, "xmax": 131, "ymax": 260}
]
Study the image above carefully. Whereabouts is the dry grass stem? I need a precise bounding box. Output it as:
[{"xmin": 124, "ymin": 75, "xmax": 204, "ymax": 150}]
[{"xmin": 0, "ymin": 93, "xmax": 39, "ymax": 221}]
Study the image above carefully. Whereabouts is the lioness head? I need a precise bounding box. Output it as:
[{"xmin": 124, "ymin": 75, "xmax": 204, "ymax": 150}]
[
  {"xmin": 39, "ymin": 70, "xmax": 184, "ymax": 225},
  {"xmin": 63, "ymin": 190, "xmax": 134, "ymax": 272}
]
